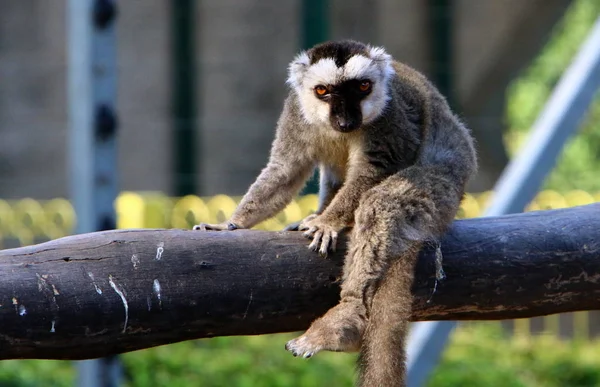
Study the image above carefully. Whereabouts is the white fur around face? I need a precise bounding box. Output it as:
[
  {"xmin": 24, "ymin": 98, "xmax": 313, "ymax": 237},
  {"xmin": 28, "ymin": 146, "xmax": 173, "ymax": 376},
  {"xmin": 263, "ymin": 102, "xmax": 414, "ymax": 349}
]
[
  {"xmin": 287, "ymin": 45, "xmax": 395, "ymax": 126},
  {"xmin": 287, "ymin": 52, "xmax": 310, "ymax": 90}
]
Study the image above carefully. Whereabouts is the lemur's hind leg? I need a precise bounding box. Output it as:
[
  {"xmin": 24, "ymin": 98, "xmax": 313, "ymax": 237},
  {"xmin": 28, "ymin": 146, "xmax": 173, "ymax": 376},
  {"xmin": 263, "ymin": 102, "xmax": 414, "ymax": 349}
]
[
  {"xmin": 284, "ymin": 211, "xmax": 381, "ymax": 357},
  {"xmin": 286, "ymin": 170, "xmax": 435, "ymax": 357},
  {"xmin": 286, "ymin": 167, "xmax": 461, "ymax": 373}
]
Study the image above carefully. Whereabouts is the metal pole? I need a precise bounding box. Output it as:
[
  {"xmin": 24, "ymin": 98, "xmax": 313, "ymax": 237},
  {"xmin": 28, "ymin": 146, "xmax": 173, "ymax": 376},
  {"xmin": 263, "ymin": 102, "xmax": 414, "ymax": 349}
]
[
  {"xmin": 68, "ymin": 0, "xmax": 120, "ymax": 386},
  {"xmin": 407, "ymin": 15, "xmax": 600, "ymax": 387},
  {"xmin": 428, "ymin": 0, "xmax": 454, "ymax": 107},
  {"xmin": 171, "ymin": 0, "xmax": 197, "ymax": 196},
  {"xmin": 301, "ymin": 0, "xmax": 329, "ymax": 194},
  {"xmin": 302, "ymin": 0, "xmax": 329, "ymax": 50}
]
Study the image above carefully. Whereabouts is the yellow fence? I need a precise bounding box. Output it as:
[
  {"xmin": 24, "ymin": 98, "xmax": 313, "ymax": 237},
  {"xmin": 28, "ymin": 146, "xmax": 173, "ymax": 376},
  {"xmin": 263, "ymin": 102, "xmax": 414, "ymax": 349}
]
[
  {"xmin": 113, "ymin": 190, "xmax": 600, "ymax": 229},
  {"xmin": 0, "ymin": 190, "xmax": 599, "ymax": 248}
]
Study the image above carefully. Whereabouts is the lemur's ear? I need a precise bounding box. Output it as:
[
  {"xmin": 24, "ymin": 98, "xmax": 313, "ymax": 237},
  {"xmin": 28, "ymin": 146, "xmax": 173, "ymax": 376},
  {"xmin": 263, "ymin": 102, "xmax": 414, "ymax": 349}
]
[
  {"xmin": 287, "ymin": 51, "xmax": 310, "ymax": 89},
  {"xmin": 368, "ymin": 45, "xmax": 395, "ymax": 80},
  {"xmin": 368, "ymin": 46, "xmax": 391, "ymax": 62}
]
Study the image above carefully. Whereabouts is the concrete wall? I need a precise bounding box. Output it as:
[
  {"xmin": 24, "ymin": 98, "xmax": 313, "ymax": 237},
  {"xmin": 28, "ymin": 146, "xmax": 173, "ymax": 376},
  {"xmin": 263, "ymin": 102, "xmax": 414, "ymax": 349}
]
[
  {"xmin": 117, "ymin": 1, "xmax": 172, "ymax": 195},
  {"xmin": 197, "ymin": 0, "xmax": 300, "ymax": 195},
  {"xmin": 0, "ymin": 0, "xmax": 173, "ymax": 199},
  {"xmin": 0, "ymin": 2, "xmax": 68, "ymax": 198},
  {"xmin": 0, "ymin": 0, "xmax": 571, "ymax": 199}
]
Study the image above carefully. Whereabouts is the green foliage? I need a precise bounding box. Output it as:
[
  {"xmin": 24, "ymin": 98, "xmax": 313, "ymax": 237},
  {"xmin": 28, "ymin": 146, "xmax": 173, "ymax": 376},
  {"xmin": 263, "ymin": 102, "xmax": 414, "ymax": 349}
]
[
  {"xmin": 428, "ymin": 323, "xmax": 600, "ymax": 387},
  {"xmin": 505, "ymin": 0, "xmax": 600, "ymax": 192},
  {"xmin": 5, "ymin": 324, "xmax": 600, "ymax": 386},
  {"xmin": 121, "ymin": 334, "xmax": 356, "ymax": 387},
  {"xmin": 0, "ymin": 359, "xmax": 73, "ymax": 387}
]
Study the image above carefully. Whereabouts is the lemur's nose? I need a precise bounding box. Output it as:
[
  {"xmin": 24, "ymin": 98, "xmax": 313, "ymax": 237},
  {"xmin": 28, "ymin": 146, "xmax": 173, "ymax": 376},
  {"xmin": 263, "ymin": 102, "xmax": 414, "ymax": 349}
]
[{"xmin": 337, "ymin": 118, "xmax": 348, "ymax": 129}]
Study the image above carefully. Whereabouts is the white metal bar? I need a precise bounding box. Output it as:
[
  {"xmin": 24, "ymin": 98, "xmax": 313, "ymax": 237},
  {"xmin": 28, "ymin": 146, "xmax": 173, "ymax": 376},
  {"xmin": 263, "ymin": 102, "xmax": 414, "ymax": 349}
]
[{"xmin": 68, "ymin": 0, "xmax": 95, "ymax": 234}]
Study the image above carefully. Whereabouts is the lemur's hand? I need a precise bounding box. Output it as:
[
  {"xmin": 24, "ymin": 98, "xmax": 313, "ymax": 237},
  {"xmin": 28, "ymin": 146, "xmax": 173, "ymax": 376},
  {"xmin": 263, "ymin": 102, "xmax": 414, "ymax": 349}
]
[
  {"xmin": 192, "ymin": 222, "xmax": 240, "ymax": 231},
  {"xmin": 298, "ymin": 215, "xmax": 343, "ymax": 257}
]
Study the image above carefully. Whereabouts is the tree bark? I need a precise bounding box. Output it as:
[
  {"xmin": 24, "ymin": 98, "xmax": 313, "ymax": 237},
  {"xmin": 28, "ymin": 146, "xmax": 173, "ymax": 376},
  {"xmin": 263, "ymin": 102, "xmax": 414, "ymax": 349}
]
[{"xmin": 1, "ymin": 204, "xmax": 600, "ymax": 360}]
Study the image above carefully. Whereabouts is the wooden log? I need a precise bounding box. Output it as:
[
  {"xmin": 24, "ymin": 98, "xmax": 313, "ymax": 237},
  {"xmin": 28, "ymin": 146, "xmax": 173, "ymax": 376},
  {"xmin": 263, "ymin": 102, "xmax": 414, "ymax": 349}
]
[{"xmin": 1, "ymin": 204, "xmax": 600, "ymax": 360}]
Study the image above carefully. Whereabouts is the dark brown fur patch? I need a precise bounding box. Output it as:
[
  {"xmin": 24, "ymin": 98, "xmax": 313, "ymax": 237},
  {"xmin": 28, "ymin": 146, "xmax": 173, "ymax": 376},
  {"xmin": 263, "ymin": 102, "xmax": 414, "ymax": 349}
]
[{"xmin": 308, "ymin": 40, "xmax": 369, "ymax": 67}]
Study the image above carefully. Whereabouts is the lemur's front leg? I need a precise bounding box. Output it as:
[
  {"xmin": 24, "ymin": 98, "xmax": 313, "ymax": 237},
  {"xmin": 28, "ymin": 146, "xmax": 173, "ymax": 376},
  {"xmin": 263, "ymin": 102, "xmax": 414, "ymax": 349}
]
[
  {"xmin": 284, "ymin": 165, "xmax": 342, "ymax": 231},
  {"xmin": 193, "ymin": 106, "xmax": 315, "ymax": 232}
]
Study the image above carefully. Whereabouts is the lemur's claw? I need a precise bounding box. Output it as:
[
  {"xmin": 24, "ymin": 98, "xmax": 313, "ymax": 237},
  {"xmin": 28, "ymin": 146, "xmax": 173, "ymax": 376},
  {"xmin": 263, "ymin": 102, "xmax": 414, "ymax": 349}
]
[
  {"xmin": 192, "ymin": 222, "xmax": 238, "ymax": 231},
  {"xmin": 283, "ymin": 221, "xmax": 301, "ymax": 231}
]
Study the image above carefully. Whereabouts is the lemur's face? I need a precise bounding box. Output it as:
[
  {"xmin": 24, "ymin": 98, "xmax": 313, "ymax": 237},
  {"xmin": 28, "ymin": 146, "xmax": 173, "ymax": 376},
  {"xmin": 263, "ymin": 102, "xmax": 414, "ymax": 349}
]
[{"xmin": 288, "ymin": 40, "xmax": 394, "ymax": 133}]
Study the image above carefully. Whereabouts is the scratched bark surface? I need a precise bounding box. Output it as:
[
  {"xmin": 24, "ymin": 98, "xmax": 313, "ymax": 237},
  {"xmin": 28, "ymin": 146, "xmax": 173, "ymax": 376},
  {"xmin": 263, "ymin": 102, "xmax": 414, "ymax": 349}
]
[{"xmin": 1, "ymin": 204, "xmax": 600, "ymax": 360}]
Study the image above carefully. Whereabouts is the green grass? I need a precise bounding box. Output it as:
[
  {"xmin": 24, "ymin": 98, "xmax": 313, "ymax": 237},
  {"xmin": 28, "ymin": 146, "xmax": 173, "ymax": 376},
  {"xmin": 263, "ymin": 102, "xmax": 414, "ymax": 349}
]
[
  {"xmin": 122, "ymin": 334, "xmax": 357, "ymax": 387},
  {"xmin": 429, "ymin": 323, "xmax": 600, "ymax": 387},
  {"xmin": 0, "ymin": 358, "xmax": 74, "ymax": 387},
  {"xmin": 3, "ymin": 323, "xmax": 600, "ymax": 387}
]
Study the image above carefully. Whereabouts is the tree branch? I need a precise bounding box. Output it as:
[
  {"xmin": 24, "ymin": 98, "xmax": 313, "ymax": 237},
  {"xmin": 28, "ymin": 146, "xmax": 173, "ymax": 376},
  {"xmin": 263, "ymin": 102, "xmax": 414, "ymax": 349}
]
[{"xmin": 1, "ymin": 204, "xmax": 600, "ymax": 360}]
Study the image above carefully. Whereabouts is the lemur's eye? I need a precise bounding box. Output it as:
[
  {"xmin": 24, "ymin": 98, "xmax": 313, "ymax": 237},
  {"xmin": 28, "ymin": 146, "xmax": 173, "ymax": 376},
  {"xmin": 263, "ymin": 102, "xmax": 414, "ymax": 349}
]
[
  {"xmin": 315, "ymin": 85, "xmax": 328, "ymax": 96},
  {"xmin": 359, "ymin": 80, "xmax": 372, "ymax": 92}
]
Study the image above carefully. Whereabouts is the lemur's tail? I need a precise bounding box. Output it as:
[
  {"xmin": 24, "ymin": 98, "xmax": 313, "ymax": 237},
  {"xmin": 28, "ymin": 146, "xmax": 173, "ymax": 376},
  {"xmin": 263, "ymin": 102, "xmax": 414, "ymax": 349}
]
[{"xmin": 357, "ymin": 249, "xmax": 418, "ymax": 387}]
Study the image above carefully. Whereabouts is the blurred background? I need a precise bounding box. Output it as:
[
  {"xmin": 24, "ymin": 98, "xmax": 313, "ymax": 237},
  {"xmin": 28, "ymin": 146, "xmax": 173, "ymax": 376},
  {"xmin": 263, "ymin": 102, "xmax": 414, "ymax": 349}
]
[{"xmin": 1, "ymin": 0, "xmax": 600, "ymax": 386}]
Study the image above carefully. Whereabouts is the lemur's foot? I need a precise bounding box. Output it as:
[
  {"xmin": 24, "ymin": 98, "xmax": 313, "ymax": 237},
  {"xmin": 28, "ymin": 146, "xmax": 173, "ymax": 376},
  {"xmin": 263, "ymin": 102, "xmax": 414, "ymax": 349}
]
[{"xmin": 285, "ymin": 300, "xmax": 366, "ymax": 358}]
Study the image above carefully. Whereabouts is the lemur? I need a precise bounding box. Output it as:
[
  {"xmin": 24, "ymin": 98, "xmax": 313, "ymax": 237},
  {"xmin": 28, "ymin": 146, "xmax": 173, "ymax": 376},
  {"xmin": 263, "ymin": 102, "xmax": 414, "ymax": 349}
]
[{"xmin": 194, "ymin": 40, "xmax": 477, "ymax": 387}]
